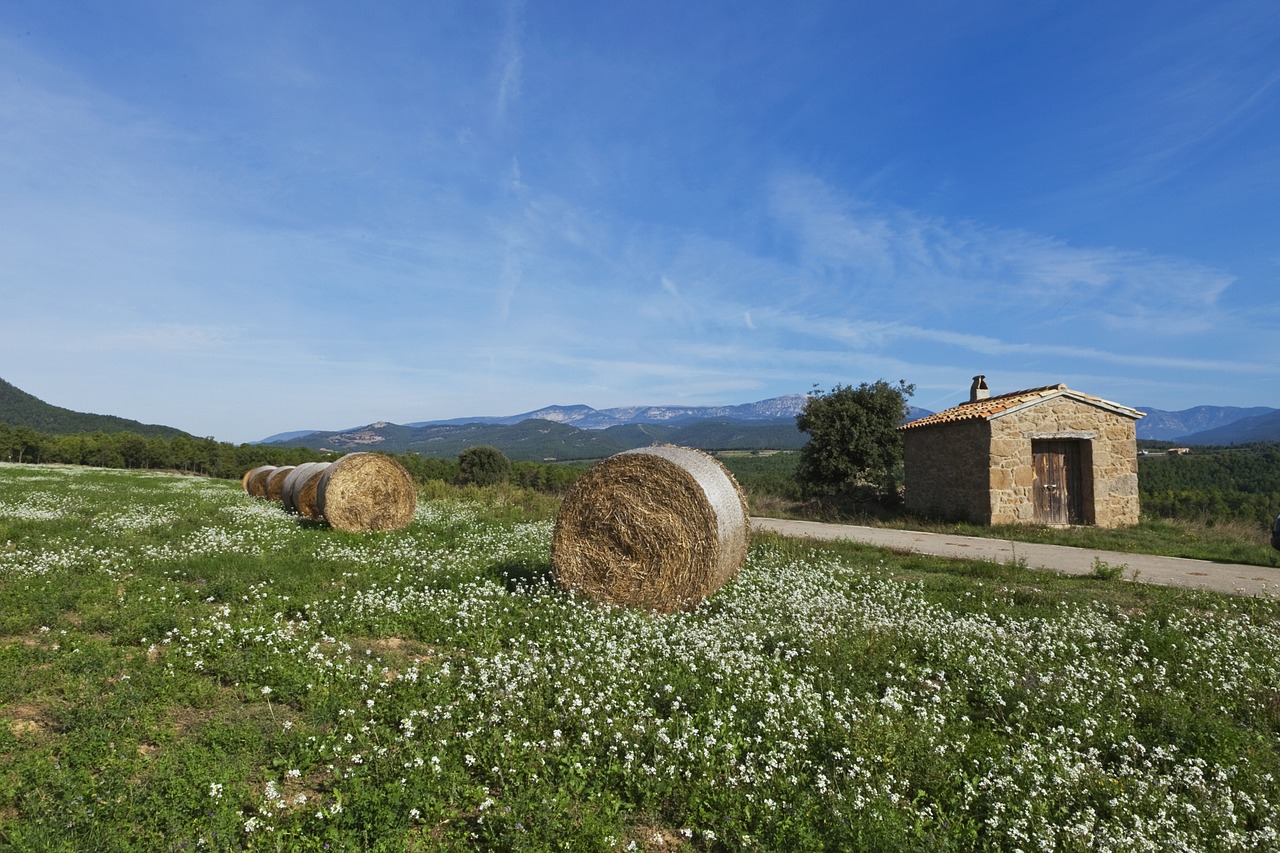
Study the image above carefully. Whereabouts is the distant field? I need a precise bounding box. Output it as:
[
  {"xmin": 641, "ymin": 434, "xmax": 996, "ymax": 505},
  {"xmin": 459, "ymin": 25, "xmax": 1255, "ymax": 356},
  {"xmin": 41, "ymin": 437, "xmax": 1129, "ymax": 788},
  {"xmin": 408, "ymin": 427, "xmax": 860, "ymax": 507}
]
[{"xmin": 2, "ymin": 463, "xmax": 1280, "ymax": 849}]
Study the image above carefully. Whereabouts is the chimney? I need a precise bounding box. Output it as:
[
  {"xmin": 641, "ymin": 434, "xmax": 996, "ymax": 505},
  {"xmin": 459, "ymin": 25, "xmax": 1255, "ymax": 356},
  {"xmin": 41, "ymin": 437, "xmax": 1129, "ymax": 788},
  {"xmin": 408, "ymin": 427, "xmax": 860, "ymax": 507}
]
[{"xmin": 970, "ymin": 375, "xmax": 989, "ymax": 402}]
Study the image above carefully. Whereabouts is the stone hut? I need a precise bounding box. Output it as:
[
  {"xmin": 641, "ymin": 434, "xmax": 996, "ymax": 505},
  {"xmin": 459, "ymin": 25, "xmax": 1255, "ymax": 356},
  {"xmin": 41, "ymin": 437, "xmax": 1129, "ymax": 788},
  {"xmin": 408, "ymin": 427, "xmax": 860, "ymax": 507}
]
[{"xmin": 899, "ymin": 376, "xmax": 1144, "ymax": 527}]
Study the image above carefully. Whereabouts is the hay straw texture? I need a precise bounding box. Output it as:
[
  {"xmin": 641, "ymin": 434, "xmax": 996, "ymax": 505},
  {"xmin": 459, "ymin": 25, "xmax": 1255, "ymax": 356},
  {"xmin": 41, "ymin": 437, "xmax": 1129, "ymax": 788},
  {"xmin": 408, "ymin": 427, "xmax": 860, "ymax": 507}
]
[
  {"xmin": 281, "ymin": 462, "xmax": 331, "ymax": 516},
  {"xmin": 317, "ymin": 453, "xmax": 417, "ymax": 533},
  {"xmin": 552, "ymin": 445, "xmax": 750, "ymax": 613},
  {"xmin": 293, "ymin": 464, "xmax": 332, "ymax": 521},
  {"xmin": 242, "ymin": 465, "xmax": 271, "ymax": 493},
  {"xmin": 264, "ymin": 466, "xmax": 296, "ymax": 502},
  {"xmin": 245, "ymin": 466, "xmax": 278, "ymax": 498}
]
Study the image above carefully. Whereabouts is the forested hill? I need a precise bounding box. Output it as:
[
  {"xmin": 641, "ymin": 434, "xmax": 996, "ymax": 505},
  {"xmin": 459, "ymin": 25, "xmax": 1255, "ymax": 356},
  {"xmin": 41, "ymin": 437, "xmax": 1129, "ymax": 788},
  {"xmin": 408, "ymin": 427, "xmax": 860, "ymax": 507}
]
[{"xmin": 0, "ymin": 377, "xmax": 188, "ymax": 439}]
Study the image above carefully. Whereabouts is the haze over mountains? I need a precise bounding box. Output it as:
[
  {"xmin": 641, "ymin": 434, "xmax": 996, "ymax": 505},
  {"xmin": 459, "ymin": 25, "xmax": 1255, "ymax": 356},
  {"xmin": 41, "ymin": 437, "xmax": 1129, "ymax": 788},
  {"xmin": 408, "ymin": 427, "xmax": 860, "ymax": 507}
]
[
  {"xmin": 408, "ymin": 396, "xmax": 814, "ymax": 430},
  {"xmin": 1131, "ymin": 406, "xmax": 1280, "ymax": 442},
  {"xmin": 1, "ymin": 377, "xmax": 1278, "ymax": 455},
  {"xmin": 257, "ymin": 396, "xmax": 832, "ymax": 460},
  {"xmin": 257, "ymin": 396, "xmax": 1280, "ymax": 460}
]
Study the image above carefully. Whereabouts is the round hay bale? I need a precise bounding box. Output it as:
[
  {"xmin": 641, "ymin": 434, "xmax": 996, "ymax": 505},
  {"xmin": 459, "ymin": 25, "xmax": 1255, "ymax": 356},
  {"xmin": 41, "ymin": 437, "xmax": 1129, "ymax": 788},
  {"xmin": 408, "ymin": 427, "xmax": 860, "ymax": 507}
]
[
  {"xmin": 245, "ymin": 466, "xmax": 278, "ymax": 498},
  {"xmin": 317, "ymin": 453, "xmax": 417, "ymax": 533},
  {"xmin": 293, "ymin": 464, "xmax": 333, "ymax": 521},
  {"xmin": 242, "ymin": 465, "xmax": 272, "ymax": 493},
  {"xmin": 265, "ymin": 466, "xmax": 296, "ymax": 502},
  {"xmin": 282, "ymin": 461, "xmax": 332, "ymax": 519},
  {"xmin": 551, "ymin": 445, "xmax": 750, "ymax": 613}
]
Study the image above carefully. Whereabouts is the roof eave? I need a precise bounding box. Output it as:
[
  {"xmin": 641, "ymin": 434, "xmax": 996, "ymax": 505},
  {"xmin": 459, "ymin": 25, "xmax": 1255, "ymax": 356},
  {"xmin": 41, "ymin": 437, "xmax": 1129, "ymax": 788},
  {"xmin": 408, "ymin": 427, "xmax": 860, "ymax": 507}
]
[{"xmin": 985, "ymin": 390, "xmax": 1145, "ymax": 422}]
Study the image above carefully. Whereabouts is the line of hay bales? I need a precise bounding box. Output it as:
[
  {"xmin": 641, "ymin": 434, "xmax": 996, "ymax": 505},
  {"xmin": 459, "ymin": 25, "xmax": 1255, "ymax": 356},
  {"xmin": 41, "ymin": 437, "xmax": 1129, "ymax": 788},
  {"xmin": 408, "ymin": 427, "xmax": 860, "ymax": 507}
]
[
  {"xmin": 242, "ymin": 444, "xmax": 750, "ymax": 612},
  {"xmin": 242, "ymin": 453, "xmax": 416, "ymax": 533}
]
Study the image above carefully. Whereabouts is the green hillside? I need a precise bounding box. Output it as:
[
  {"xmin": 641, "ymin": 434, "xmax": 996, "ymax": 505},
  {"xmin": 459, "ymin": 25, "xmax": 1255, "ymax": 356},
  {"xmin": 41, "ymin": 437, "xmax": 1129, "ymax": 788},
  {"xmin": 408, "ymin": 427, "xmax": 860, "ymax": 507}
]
[{"xmin": 0, "ymin": 377, "xmax": 188, "ymax": 439}]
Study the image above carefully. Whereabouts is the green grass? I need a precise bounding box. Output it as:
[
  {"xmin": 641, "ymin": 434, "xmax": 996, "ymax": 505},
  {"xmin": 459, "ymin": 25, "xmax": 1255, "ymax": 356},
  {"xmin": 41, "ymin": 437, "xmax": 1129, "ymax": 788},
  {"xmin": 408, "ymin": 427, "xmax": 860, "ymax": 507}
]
[{"xmin": 3, "ymin": 463, "xmax": 1280, "ymax": 850}]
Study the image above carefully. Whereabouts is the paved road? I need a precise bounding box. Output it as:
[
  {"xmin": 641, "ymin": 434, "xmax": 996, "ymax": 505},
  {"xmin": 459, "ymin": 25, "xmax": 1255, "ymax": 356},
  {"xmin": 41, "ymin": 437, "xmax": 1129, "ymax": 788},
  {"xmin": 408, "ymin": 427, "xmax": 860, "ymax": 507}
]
[{"xmin": 751, "ymin": 517, "xmax": 1280, "ymax": 597}]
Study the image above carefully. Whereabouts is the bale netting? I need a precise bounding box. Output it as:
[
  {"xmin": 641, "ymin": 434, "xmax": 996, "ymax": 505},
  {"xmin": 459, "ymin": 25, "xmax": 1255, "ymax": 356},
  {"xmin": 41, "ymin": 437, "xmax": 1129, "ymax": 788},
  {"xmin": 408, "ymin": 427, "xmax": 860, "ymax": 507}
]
[
  {"xmin": 551, "ymin": 445, "xmax": 750, "ymax": 613},
  {"xmin": 245, "ymin": 466, "xmax": 278, "ymax": 498},
  {"xmin": 316, "ymin": 453, "xmax": 417, "ymax": 533},
  {"xmin": 282, "ymin": 462, "xmax": 331, "ymax": 520},
  {"xmin": 264, "ymin": 466, "xmax": 297, "ymax": 503}
]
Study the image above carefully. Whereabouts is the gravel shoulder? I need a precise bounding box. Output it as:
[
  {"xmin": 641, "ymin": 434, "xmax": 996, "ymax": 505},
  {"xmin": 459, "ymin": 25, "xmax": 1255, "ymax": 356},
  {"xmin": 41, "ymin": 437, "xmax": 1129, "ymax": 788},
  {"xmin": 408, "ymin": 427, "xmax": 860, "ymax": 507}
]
[{"xmin": 751, "ymin": 517, "xmax": 1280, "ymax": 597}]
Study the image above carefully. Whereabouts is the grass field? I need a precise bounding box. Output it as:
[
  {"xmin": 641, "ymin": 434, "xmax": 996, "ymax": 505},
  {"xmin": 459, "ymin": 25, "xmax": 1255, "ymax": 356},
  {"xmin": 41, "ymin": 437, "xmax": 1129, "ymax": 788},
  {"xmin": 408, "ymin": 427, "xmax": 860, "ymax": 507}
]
[{"xmin": 3, "ymin": 463, "xmax": 1280, "ymax": 850}]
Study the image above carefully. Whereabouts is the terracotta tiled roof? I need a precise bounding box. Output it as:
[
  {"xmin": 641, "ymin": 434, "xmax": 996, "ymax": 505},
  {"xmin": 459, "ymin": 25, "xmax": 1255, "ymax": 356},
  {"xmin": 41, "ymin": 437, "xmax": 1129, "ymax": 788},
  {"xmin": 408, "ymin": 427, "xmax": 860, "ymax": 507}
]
[{"xmin": 900, "ymin": 384, "xmax": 1144, "ymax": 430}]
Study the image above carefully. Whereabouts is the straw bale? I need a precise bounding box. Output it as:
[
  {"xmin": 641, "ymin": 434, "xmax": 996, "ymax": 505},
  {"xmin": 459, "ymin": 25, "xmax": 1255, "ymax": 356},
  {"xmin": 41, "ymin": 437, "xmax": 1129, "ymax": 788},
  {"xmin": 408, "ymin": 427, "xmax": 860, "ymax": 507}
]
[
  {"xmin": 552, "ymin": 445, "xmax": 750, "ymax": 613},
  {"xmin": 265, "ymin": 466, "xmax": 296, "ymax": 502},
  {"xmin": 294, "ymin": 465, "xmax": 332, "ymax": 521},
  {"xmin": 317, "ymin": 453, "xmax": 417, "ymax": 533},
  {"xmin": 281, "ymin": 462, "xmax": 330, "ymax": 515},
  {"xmin": 245, "ymin": 466, "xmax": 278, "ymax": 498},
  {"xmin": 242, "ymin": 466, "xmax": 269, "ymax": 493}
]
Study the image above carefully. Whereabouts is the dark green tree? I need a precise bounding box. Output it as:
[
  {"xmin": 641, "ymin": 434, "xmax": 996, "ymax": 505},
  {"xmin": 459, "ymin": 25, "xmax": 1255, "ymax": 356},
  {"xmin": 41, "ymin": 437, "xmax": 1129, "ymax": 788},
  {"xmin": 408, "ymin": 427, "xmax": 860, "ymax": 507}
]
[
  {"xmin": 457, "ymin": 445, "xmax": 511, "ymax": 487},
  {"xmin": 795, "ymin": 380, "xmax": 915, "ymax": 504},
  {"xmin": 12, "ymin": 426, "xmax": 45, "ymax": 464}
]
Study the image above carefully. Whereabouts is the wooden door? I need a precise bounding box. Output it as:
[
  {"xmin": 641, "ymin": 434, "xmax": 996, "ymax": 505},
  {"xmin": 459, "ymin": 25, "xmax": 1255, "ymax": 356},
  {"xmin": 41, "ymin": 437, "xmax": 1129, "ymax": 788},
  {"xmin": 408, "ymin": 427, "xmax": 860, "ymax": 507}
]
[{"xmin": 1033, "ymin": 440, "xmax": 1084, "ymax": 525}]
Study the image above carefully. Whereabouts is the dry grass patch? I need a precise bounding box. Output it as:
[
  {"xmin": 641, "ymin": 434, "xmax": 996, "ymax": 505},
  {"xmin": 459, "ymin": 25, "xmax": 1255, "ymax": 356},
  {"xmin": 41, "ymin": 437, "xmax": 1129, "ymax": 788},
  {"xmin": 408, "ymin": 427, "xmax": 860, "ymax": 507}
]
[
  {"xmin": 5, "ymin": 701, "xmax": 56, "ymax": 739},
  {"xmin": 619, "ymin": 825, "xmax": 693, "ymax": 851},
  {"xmin": 348, "ymin": 636, "xmax": 442, "ymax": 681}
]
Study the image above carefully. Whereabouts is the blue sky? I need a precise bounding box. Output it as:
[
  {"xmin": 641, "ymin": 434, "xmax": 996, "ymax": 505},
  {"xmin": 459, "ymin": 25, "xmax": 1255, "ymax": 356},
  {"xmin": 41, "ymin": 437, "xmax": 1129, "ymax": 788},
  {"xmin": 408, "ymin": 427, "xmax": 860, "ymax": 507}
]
[{"xmin": 1, "ymin": 1, "xmax": 1277, "ymax": 444}]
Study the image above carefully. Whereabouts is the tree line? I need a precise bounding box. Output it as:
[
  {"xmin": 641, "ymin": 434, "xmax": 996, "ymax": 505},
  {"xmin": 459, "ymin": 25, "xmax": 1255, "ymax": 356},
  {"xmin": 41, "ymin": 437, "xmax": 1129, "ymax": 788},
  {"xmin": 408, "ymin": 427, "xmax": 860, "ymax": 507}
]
[{"xmin": 0, "ymin": 425, "xmax": 581, "ymax": 494}]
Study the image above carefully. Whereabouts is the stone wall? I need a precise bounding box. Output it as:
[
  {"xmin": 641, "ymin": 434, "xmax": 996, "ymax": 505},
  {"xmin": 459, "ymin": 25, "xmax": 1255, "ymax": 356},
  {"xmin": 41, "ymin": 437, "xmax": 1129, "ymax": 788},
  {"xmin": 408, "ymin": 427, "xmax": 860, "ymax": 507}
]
[
  {"xmin": 903, "ymin": 420, "xmax": 991, "ymax": 522},
  {"xmin": 903, "ymin": 396, "xmax": 1140, "ymax": 528},
  {"xmin": 988, "ymin": 398, "xmax": 1139, "ymax": 528}
]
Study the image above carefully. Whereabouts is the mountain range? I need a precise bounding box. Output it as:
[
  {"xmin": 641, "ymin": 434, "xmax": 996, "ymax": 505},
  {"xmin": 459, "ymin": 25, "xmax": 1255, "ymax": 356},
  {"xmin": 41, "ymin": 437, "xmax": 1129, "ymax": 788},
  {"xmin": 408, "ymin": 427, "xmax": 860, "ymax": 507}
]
[
  {"xmin": 1147, "ymin": 408, "xmax": 1280, "ymax": 445},
  {"xmin": 1, "ymin": 376, "xmax": 1277, "ymax": 454},
  {"xmin": 1130, "ymin": 405, "xmax": 1279, "ymax": 441},
  {"xmin": 257, "ymin": 396, "xmax": 843, "ymax": 460},
  {"xmin": 256, "ymin": 398, "xmax": 1280, "ymax": 461},
  {"xmin": 404, "ymin": 396, "xmax": 816, "ymax": 430}
]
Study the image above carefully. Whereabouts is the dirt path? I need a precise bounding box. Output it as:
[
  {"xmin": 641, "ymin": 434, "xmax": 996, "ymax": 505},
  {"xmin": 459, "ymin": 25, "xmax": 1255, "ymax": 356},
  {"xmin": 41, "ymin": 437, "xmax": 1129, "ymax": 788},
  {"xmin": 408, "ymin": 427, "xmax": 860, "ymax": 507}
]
[{"xmin": 751, "ymin": 517, "xmax": 1280, "ymax": 597}]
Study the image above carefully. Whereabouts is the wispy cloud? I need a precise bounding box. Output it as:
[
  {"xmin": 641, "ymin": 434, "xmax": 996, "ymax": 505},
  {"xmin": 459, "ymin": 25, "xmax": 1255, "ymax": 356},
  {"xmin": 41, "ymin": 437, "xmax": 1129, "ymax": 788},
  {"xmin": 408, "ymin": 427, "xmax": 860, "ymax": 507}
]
[
  {"xmin": 766, "ymin": 172, "xmax": 1236, "ymax": 333},
  {"xmin": 760, "ymin": 311, "xmax": 1271, "ymax": 375},
  {"xmin": 1042, "ymin": 3, "xmax": 1280, "ymax": 205},
  {"xmin": 494, "ymin": 0, "xmax": 525, "ymax": 123},
  {"xmin": 90, "ymin": 324, "xmax": 246, "ymax": 353}
]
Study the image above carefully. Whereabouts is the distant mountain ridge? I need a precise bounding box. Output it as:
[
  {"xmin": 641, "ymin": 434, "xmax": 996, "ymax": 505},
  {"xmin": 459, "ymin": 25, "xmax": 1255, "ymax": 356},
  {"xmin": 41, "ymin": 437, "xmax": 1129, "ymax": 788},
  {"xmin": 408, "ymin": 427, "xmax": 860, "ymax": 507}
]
[
  {"xmin": 406, "ymin": 395, "xmax": 815, "ymax": 430},
  {"xmin": 0, "ymin": 377, "xmax": 188, "ymax": 439},
  {"xmin": 1134, "ymin": 405, "xmax": 1278, "ymax": 442},
  {"xmin": 260, "ymin": 397, "xmax": 941, "ymax": 460},
  {"xmin": 263, "ymin": 416, "xmax": 812, "ymax": 460},
  {"xmin": 1174, "ymin": 409, "xmax": 1280, "ymax": 445},
  {"xmin": 254, "ymin": 397, "xmax": 817, "ymax": 444}
]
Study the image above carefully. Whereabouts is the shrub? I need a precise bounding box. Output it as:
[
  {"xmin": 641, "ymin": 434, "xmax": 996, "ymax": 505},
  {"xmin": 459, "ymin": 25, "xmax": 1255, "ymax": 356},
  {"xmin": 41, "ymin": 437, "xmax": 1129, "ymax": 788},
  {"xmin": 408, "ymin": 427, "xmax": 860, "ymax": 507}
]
[{"xmin": 457, "ymin": 445, "xmax": 511, "ymax": 487}]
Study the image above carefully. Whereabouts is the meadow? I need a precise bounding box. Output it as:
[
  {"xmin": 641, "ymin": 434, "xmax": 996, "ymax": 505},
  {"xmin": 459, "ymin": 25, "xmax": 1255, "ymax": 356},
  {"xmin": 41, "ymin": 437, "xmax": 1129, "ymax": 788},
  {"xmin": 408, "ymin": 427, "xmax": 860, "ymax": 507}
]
[{"xmin": 2, "ymin": 463, "xmax": 1280, "ymax": 851}]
